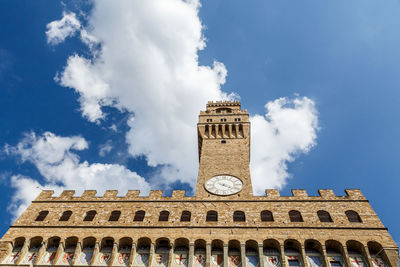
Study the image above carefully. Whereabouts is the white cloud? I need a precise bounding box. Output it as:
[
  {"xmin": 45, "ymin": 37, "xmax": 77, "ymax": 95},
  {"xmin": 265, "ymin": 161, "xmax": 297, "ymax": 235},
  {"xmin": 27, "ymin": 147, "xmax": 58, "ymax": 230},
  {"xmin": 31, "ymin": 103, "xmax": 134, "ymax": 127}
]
[
  {"xmin": 55, "ymin": 0, "xmax": 232, "ymax": 189},
  {"xmin": 47, "ymin": 1, "xmax": 319, "ymax": 195},
  {"xmin": 250, "ymin": 97, "xmax": 319, "ymax": 194},
  {"xmin": 46, "ymin": 11, "xmax": 81, "ymax": 45},
  {"xmin": 6, "ymin": 132, "xmax": 151, "ymax": 218},
  {"xmin": 99, "ymin": 140, "xmax": 113, "ymax": 157}
]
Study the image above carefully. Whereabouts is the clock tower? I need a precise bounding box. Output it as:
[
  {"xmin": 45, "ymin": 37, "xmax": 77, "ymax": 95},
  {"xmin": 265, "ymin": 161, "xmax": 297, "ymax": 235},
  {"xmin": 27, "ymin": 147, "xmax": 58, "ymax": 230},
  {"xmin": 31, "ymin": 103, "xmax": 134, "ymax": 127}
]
[{"xmin": 196, "ymin": 101, "xmax": 252, "ymax": 198}]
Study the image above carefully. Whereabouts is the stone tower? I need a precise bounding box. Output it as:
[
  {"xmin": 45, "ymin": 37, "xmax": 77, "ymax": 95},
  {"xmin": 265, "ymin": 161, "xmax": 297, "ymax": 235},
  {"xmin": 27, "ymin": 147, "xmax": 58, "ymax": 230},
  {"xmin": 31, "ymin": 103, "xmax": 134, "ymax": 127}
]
[
  {"xmin": 196, "ymin": 101, "xmax": 252, "ymax": 198},
  {"xmin": 0, "ymin": 101, "xmax": 398, "ymax": 267}
]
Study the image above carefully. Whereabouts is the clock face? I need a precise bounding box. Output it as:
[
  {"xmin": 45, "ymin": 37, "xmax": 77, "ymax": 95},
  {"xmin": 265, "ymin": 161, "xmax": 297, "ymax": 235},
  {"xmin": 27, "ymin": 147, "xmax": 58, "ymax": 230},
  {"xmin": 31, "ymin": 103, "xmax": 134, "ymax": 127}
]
[{"xmin": 205, "ymin": 175, "xmax": 243, "ymax": 195}]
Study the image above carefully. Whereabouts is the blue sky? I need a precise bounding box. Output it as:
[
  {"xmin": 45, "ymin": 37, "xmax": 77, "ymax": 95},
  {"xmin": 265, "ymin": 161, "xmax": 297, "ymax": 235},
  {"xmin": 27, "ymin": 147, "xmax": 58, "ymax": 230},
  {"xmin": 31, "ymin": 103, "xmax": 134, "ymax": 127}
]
[{"xmin": 0, "ymin": 0, "xmax": 399, "ymax": 244}]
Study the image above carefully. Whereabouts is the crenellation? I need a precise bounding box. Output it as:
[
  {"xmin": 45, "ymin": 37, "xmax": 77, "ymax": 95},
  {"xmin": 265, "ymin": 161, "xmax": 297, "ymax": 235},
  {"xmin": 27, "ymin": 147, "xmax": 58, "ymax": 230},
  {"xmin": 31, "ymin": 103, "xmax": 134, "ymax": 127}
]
[
  {"xmin": 148, "ymin": 190, "xmax": 163, "ymax": 199},
  {"xmin": 318, "ymin": 189, "xmax": 336, "ymax": 199},
  {"xmin": 126, "ymin": 190, "xmax": 141, "ymax": 199},
  {"xmin": 171, "ymin": 190, "xmax": 186, "ymax": 198},
  {"xmin": 344, "ymin": 189, "xmax": 366, "ymax": 200},
  {"xmin": 34, "ymin": 190, "xmax": 54, "ymax": 201},
  {"xmin": 291, "ymin": 189, "xmax": 308, "ymax": 198},
  {"xmin": 265, "ymin": 189, "xmax": 280, "ymax": 198},
  {"xmin": 81, "ymin": 190, "xmax": 97, "ymax": 199},
  {"xmin": 59, "ymin": 190, "xmax": 76, "ymax": 200},
  {"xmin": 104, "ymin": 190, "xmax": 118, "ymax": 199}
]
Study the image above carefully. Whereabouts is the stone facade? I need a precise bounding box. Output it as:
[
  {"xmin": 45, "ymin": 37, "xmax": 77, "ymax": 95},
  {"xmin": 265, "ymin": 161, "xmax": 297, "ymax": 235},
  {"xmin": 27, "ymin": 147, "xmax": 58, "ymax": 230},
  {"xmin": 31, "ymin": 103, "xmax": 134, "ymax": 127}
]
[{"xmin": 0, "ymin": 101, "xmax": 398, "ymax": 267}]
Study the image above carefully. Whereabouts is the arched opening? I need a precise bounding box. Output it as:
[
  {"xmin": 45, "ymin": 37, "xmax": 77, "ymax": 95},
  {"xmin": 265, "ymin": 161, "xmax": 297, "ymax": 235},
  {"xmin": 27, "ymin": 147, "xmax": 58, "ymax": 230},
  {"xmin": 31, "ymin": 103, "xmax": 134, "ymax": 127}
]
[
  {"xmin": 305, "ymin": 240, "xmax": 323, "ymax": 267},
  {"xmin": 83, "ymin": 210, "xmax": 96, "ymax": 221},
  {"xmin": 35, "ymin": 210, "xmax": 49, "ymax": 221},
  {"xmin": 224, "ymin": 124, "xmax": 229, "ymax": 138},
  {"xmin": 20, "ymin": 236, "xmax": 43, "ymax": 265},
  {"xmin": 205, "ymin": 125, "xmax": 210, "ymax": 138},
  {"xmin": 211, "ymin": 240, "xmax": 224, "ymax": 267},
  {"xmin": 284, "ymin": 239, "xmax": 303, "ymax": 267},
  {"xmin": 109, "ymin": 210, "xmax": 121, "ymax": 221},
  {"xmin": 136, "ymin": 237, "xmax": 151, "ymax": 267},
  {"xmin": 118, "ymin": 237, "xmax": 133, "ymax": 265},
  {"xmin": 317, "ymin": 210, "xmax": 333, "ymax": 222},
  {"xmin": 155, "ymin": 238, "xmax": 171, "ymax": 266},
  {"xmin": 194, "ymin": 239, "xmax": 206, "ymax": 267},
  {"xmin": 47, "ymin": 236, "xmax": 60, "ymax": 250},
  {"xmin": 289, "ymin": 210, "xmax": 303, "ymax": 222},
  {"xmin": 81, "ymin": 237, "xmax": 96, "ymax": 265},
  {"xmin": 206, "ymin": 211, "xmax": 218, "ymax": 222},
  {"xmin": 134, "ymin": 210, "xmax": 146, "ymax": 221},
  {"xmin": 63, "ymin": 236, "xmax": 78, "ymax": 265},
  {"xmin": 238, "ymin": 124, "xmax": 243, "ymax": 137},
  {"xmin": 174, "ymin": 238, "xmax": 189, "ymax": 266},
  {"xmin": 59, "ymin": 210, "xmax": 72, "ymax": 221},
  {"xmin": 159, "ymin": 210, "xmax": 170, "ymax": 222},
  {"xmin": 325, "ymin": 240, "xmax": 346, "ymax": 267},
  {"xmin": 347, "ymin": 240, "xmax": 367, "ymax": 266},
  {"xmin": 261, "ymin": 210, "xmax": 274, "ymax": 222},
  {"xmin": 245, "ymin": 240, "xmax": 259, "ymax": 267},
  {"xmin": 99, "ymin": 237, "xmax": 114, "ymax": 265},
  {"xmin": 218, "ymin": 125, "xmax": 223, "ymax": 138},
  {"xmin": 4, "ymin": 237, "xmax": 25, "ymax": 264},
  {"xmin": 211, "ymin": 125, "xmax": 216, "ymax": 138},
  {"xmin": 263, "ymin": 239, "xmax": 281, "ymax": 266},
  {"xmin": 101, "ymin": 237, "xmax": 114, "ymax": 251},
  {"xmin": 233, "ymin": 211, "xmax": 245, "ymax": 222},
  {"xmin": 345, "ymin": 210, "xmax": 362, "ymax": 223},
  {"xmin": 180, "ymin": 211, "xmax": 191, "ymax": 222},
  {"xmin": 368, "ymin": 241, "xmax": 389, "ymax": 267},
  {"xmin": 29, "ymin": 236, "xmax": 43, "ymax": 251},
  {"xmin": 228, "ymin": 240, "xmax": 241, "ymax": 267}
]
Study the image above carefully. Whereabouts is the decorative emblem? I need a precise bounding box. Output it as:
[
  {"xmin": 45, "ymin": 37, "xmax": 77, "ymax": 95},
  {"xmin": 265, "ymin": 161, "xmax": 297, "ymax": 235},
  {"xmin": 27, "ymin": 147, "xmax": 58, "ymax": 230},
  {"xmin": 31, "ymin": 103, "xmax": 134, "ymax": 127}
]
[
  {"xmin": 119, "ymin": 253, "xmax": 130, "ymax": 264},
  {"xmin": 211, "ymin": 255, "xmax": 223, "ymax": 267},
  {"xmin": 194, "ymin": 254, "xmax": 206, "ymax": 267},
  {"xmin": 246, "ymin": 255, "xmax": 259, "ymax": 267},
  {"xmin": 372, "ymin": 257, "xmax": 385, "ymax": 267},
  {"xmin": 135, "ymin": 253, "xmax": 149, "ymax": 266},
  {"xmin": 229, "ymin": 255, "xmax": 241, "ymax": 267},
  {"xmin": 6, "ymin": 252, "xmax": 20, "ymax": 264},
  {"xmin": 155, "ymin": 253, "xmax": 168, "ymax": 266},
  {"xmin": 265, "ymin": 256, "xmax": 281, "ymax": 267},
  {"xmin": 42, "ymin": 252, "xmax": 56, "ymax": 264},
  {"xmin": 63, "ymin": 252, "xmax": 75, "ymax": 264},
  {"xmin": 26, "ymin": 252, "xmax": 37, "ymax": 263},
  {"xmin": 175, "ymin": 253, "xmax": 188, "ymax": 265},
  {"xmin": 80, "ymin": 251, "xmax": 93, "ymax": 264},
  {"xmin": 100, "ymin": 253, "xmax": 112, "ymax": 264},
  {"xmin": 350, "ymin": 256, "xmax": 366, "ymax": 267},
  {"xmin": 307, "ymin": 256, "xmax": 322, "ymax": 267}
]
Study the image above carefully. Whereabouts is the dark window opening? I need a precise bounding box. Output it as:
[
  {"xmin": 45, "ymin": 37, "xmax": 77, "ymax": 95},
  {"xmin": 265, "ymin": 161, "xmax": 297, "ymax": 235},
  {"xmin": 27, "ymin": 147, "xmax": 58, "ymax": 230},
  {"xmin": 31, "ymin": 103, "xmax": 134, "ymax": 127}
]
[
  {"xmin": 159, "ymin": 210, "xmax": 170, "ymax": 221},
  {"xmin": 206, "ymin": 211, "xmax": 218, "ymax": 222},
  {"xmin": 83, "ymin": 210, "xmax": 97, "ymax": 221},
  {"xmin": 134, "ymin": 210, "xmax": 146, "ymax": 221},
  {"xmin": 261, "ymin": 210, "xmax": 274, "ymax": 222},
  {"xmin": 317, "ymin": 210, "xmax": 333, "ymax": 222},
  {"xmin": 288, "ymin": 259, "xmax": 300, "ymax": 266},
  {"xmin": 233, "ymin": 211, "xmax": 245, "ymax": 222},
  {"xmin": 345, "ymin": 210, "xmax": 362, "ymax": 223},
  {"xmin": 109, "ymin": 210, "xmax": 121, "ymax": 221},
  {"xmin": 35, "ymin": 211, "xmax": 49, "ymax": 221},
  {"xmin": 180, "ymin": 211, "xmax": 191, "ymax": 222},
  {"xmin": 289, "ymin": 210, "xmax": 303, "ymax": 222},
  {"xmin": 59, "ymin": 210, "xmax": 72, "ymax": 221},
  {"xmin": 221, "ymin": 140, "xmax": 226, "ymax": 144}
]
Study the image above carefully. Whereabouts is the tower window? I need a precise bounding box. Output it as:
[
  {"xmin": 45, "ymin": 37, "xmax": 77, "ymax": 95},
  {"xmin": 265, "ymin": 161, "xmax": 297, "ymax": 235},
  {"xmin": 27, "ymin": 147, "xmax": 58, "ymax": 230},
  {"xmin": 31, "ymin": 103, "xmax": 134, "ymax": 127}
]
[
  {"xmin": 83, "ymin": 210, "xmax": 97, "ymax": 221},
  {"xmin": 317, "ymin": 210, "xmax": 333, "ymax": 222},
  {"xmin": 345, "ymin": 210, "xmax": 362, "ymax": 223},
  {"xmin": 206, "ymin": 210, "xmax": 218, "ymax": 222},
  {"xmin": 207, "ymin": 119, "xmax": 212, "ymax": 122},
  {"xmin": 159, "ymin": 210, "xmax": 170, "ymax": 221},
  {"xmin": 180, "ymin": 211, "xmax": 191, "ymax": 222},
  {"xmin": 109, "ymin": 210, "xmax": 121, "ymax": 221},
  {"xmin": 289, "ymin": 210, "xmax": 303, "ymax": 222},
  {"xmin": 134, "ymin": 210, "xmax": 145, "ymax": 221},
  {"xmin": 220, "ymin": 118, "xmax": 227, "ymax": 122},
  {"xmin": 233, "ymin": 211, "xmax": 245, "ymax": 222},
  {"xmin": 261, "ymin": 210, "xmax": 274, "ymax": 222},
  {"xmin": 234, "ymin": 118, "xmax": 241, "ymax": 122},
  {"xmin": 59, "ymin": 210, "xmax": 72, "ymax": 221},
  {"xmin": 35, "ymin": 210, "xmax": 49, "ymax": 221},
  {"xmin": 221, "ymin": 140, "xmax": 226, "ymax": 144}
]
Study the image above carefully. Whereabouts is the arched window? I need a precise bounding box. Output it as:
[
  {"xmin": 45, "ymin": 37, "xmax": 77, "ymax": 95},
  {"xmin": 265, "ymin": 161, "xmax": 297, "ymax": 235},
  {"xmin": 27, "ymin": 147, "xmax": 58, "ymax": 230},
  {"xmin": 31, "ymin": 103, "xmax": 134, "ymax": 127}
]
[
  {"xmin": 317, "ymin": 210, "xmax": 333, "ymax": 222},
  {"xmin": 233, "ymin": 211, "xmax": 245, "ymax": 222},
  {"xmin": 180, "ymin": 211, "xmax": 191, "ymax": 222},
  {"xmin": 59, "ymin": 210, "xmax": 72, "ymax": 221},
  {"xmin": 206, "ymin": 210, "xmax": 218, "ymax": 222},
  {"xmin": 261, "ymin": 210, "xmax": 274, "ymax": 222},
  {"xmin": 159, "ymin": 210, "xmax": 169, "ymax": 221},
  {"xmin": 289, "ymin": 210, "xmax": 303, "ymax": 222},
  {"xmin": 35, "ymin": 210, "xmax": 49, "ymax": 221},
  {"xmin": 345, "ymin": 210, "xmax": 362, "ymax": 223},
  {"xmin": 134, "ymin": 210, "xmax": 146, "ymax": 221},
  {"xmin": 109, "ymin": 210, "xmax": 121, "ymax": 221},
  {"xmin": 83, "ymin": 210, "xmax": 97, "ymax": 221}
]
